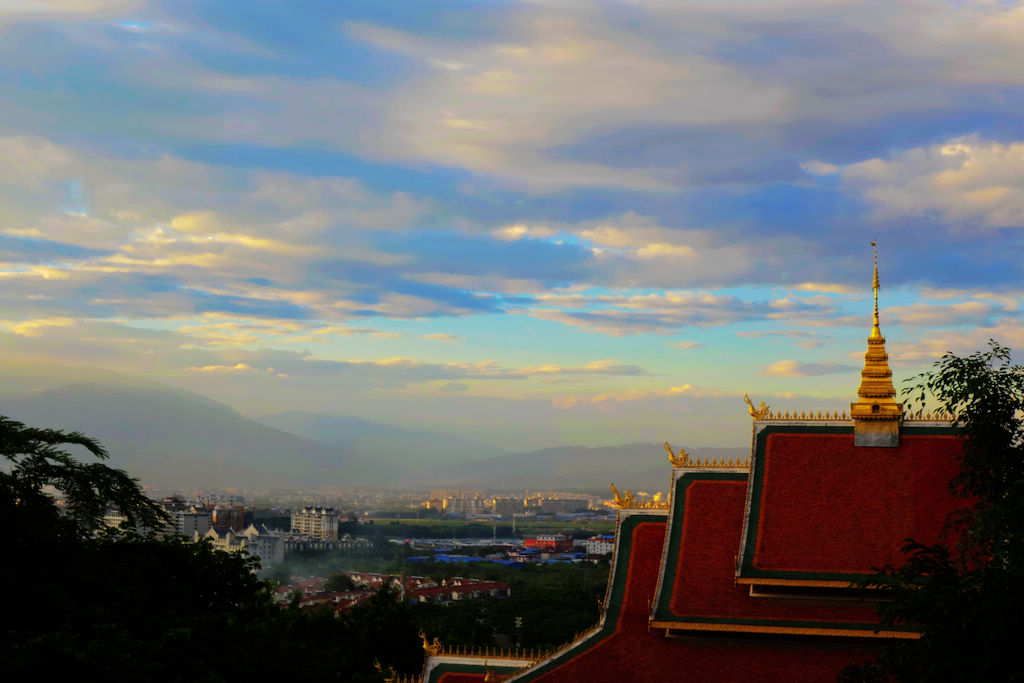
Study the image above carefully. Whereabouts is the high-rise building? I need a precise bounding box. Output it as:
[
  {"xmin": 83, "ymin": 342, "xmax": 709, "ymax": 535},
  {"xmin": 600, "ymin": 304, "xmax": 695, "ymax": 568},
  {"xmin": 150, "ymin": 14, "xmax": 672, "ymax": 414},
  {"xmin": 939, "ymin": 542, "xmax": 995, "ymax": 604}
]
[{"xmin": 290, "ymin": 506, "xmax": 339, "ymax": 540}]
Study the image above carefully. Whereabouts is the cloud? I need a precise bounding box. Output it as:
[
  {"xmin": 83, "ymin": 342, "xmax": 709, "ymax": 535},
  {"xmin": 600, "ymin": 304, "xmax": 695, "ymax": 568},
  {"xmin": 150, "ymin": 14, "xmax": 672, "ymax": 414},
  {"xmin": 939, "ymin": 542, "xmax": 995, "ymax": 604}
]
[
  {"xmin": 347, "ymin": 15, "xmax": 792, "ymax": 190},
  {"xmin": 0, "ymin": 0, "xmax": 139, "ymax": 21},
  {"xmin": 0, "ymin": 316, "xmax": 653, "ymax": 388},
  {"xmin": 735, "ymin": 329, "xmax": 818, "ymax": 339},
  {"xmin": 889, "ymin": 322, "xmax": 1024, "ymax": 365},
  {"xmin": 529, "ymin": 290, "xmax": 839, "ymax": 335},
  {"xmin": 841, "ymin": 136, "xmax": 1024, "ymax": 227},
  {"xmin": 801, "ymin": 161, "xmax": 839, "ymax": 176},
  {"xmin": 886, "ymin": 301, "xmax": 1002, "ymax": 328},
  {"xmin": 792, "ymin": 282, "xmax": 856, "ymax": 294},
  {"xmin": 422, "ymin": 333, "xmax": 465, "ymax": 343},
  {"xmin": 668, "ymin": 341, "xmax": 702, "ymax": 349},
  {"xmin": 1, "ymin": 316, "xmax": 77, "ymax": 336},
  {"xmin": 188, "ymin": 363, "xmax": 257, "ymax": 373},
  {"xmin": 758, "ymin": 360, "xmax": 857, "ymax": 377},
  {"xmin": 552, "ymin": 395, "xmax": 577, "ymax": 410}
]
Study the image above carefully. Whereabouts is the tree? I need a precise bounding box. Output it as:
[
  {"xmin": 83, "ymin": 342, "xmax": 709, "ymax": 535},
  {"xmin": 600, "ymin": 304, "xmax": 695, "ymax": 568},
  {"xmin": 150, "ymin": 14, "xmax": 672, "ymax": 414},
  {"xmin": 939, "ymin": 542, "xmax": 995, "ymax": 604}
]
[
  {"xmin": 842, "ymin": 341, "xmax": 1024, "ymax": 682},
  {"xmin": 324, "ymin": 570, "xmax": 357, "ymax": 592},
  {"xmin": 0, "ymin": 415, "xmax": 169, "ymax": 540}
]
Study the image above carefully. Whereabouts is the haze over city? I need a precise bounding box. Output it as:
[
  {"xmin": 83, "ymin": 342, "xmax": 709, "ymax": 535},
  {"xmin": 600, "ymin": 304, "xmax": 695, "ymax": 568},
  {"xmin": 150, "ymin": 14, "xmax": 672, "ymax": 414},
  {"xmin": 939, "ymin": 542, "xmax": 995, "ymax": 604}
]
[{"xmin": 2, "ymin": 1, "xmax": 1023, "ymax": 485}]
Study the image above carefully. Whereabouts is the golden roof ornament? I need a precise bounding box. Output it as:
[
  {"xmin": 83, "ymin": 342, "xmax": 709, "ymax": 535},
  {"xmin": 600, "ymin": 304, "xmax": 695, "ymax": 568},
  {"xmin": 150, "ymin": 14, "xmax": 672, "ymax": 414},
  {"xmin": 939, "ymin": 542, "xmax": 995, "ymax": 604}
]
[
  {"xmin": 665, "ymin": 441, "xmax": 689, "ymax": 467},
  {"xmin": 743, "ymin": 394, "xmax": 770, "ymax": 420},
  {"xmin": 420, "ymin": 630, "xmax": 442, "ymax": 657},
  {"xmin": 607, "ymin": 482, "xmax": 668, "ymax": 509},
  {"xmin": 850, "ymin": 241, "xmax": 903, "ymax": 447}
]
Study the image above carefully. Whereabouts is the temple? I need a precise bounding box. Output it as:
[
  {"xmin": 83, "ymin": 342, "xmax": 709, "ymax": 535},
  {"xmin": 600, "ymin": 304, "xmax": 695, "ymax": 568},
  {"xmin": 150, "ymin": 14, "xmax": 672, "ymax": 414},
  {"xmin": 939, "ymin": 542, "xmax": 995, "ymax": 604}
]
[{"xmin": 419, "ymin": 247, "xmax": 963, "ymax": 682}]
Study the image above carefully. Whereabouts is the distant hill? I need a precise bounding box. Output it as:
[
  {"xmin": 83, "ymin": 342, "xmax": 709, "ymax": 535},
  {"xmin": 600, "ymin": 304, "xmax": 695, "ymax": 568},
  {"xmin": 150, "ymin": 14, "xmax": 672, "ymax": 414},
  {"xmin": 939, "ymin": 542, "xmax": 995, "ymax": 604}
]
[
  {"xmin": 253, "ymin": 412, "xmax": 506, "ymax": 475},
  {"xmin": 0, "ymin": 374, "xmax": 749, "ymax": 493},
  {"xmin": 0, "ymin": 383, "xmax": 365, "ymax": 489},
  {"xmin": 425, "ymin": 443, "xmax": 751, "ymax": 493}
]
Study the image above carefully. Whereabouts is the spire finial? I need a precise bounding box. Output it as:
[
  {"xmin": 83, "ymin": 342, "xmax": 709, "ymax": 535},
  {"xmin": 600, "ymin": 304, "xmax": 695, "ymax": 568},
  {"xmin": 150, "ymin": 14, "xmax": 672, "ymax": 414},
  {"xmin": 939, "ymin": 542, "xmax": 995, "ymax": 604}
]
[
  {"xmin": 870, "ymin": 240, "xmax": 880, "ymax": 338},
  {"xmin": 851, "ymin": 240, "xmax": 902, "ymax": 446}
]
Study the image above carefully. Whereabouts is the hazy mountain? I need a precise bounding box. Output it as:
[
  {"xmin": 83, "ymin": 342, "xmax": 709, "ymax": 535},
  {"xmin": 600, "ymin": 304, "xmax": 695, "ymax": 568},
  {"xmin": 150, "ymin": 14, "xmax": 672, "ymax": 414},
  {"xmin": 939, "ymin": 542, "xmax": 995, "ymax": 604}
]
[
  {"xmin": 0, "ymin": 374, "xmax": 749, "ymax": 493},
  {"xmin": 0, "ymin": 360, "xmax": 166, "ymax": 398},
  {"xmin": 0, "ymin": 383, "xmax": 367, "ymax": 489},
  {"xmin": 426, "ymin": 443, "xmax": 752, "ymax": 493},
  {"xmin": 254, "ymin": 412, "xmax": 506, "ymax": 474}
]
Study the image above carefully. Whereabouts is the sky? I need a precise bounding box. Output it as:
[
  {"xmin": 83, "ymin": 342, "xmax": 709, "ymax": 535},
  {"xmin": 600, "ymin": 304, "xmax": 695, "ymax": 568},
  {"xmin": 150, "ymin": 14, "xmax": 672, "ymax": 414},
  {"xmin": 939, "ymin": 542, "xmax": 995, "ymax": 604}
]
[{"xmin": 1, "ymin": 0, "xmax": 1023, "ymax": 451}]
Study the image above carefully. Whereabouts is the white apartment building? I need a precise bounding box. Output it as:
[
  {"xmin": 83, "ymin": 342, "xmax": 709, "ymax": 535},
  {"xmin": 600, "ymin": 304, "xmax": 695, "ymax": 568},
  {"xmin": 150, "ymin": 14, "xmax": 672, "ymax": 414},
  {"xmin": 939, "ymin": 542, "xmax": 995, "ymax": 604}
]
[
  {"xmin": 290, "ymin": 506, "xmax": 339, "ymax": 540},
  {"xmin": 197, "ymin": 524, "xmax": 284, "ymax": 565}
]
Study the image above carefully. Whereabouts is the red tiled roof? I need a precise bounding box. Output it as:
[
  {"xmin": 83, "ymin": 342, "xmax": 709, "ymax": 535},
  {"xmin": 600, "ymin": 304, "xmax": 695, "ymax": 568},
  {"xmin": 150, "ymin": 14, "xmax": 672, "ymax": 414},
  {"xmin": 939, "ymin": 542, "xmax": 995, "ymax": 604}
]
[
  {"xmin": 656, "ymin": 474, "xmax": 883, "ymax": 635},
  {"xmin": 519, "ymin": 513, "xmax": 880, "ymax": 682},
  {"xmin": 739, "ymin": 428, "xmax": 963, "ymax": 583}
]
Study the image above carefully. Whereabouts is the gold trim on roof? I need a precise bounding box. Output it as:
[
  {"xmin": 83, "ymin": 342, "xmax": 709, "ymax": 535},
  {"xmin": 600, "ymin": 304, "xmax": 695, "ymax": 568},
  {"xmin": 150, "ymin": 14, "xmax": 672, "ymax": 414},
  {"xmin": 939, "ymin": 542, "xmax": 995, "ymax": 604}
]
[
  {"xmin": 432, "ymin": 644, "xmax": 551, "ymax": 661},
  {"xmin": 905, "ymin": 410, "xmax": 956, "ymax": 422},
  {"xmin": 738, "ymin": 407, "xmax": 952, "ymax": 422},
  {"xmin": 607, "ymin": 482, "xmax": 668, "ymax": 509},
  {"xmin": 665, "ymin": 441, "xmax": 750, "ymax": 469},
  {"xmin": 756, "ymin": 408, "xmax": 849, "ymax": 421}
]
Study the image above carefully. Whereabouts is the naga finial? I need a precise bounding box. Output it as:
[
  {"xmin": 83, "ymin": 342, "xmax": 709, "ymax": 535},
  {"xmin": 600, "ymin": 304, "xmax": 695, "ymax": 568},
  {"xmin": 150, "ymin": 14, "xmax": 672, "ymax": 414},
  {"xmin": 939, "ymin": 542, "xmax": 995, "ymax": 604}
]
[
  {"xmin": 374, "ymin": 660, "xmax": 399, "ymax": 683},
  {"xmin": 420, "ymin": 630, "xmax": 441, "ymax": 656},
  {"xmin": 665, "ymin": 441, "xmax": 689, "ymax": 467},
  {"xmin": 743, "ymin": 393, "xmax": 770, "ymax": 419},
  {"xmin": 608, "ymin": 482, "xmax": 666, "ymax": 508}
]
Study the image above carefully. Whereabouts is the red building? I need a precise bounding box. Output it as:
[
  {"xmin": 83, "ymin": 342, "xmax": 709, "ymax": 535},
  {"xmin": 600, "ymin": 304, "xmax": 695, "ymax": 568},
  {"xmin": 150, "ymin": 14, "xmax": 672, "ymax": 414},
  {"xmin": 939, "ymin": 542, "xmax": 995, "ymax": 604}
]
[
  {"xmin": 523, "ymin": 534, "xmax": 572, "ymax": 553},
  {"xmin": 419, "ymin": 257, "xmax": 965, "ymax": 682}
]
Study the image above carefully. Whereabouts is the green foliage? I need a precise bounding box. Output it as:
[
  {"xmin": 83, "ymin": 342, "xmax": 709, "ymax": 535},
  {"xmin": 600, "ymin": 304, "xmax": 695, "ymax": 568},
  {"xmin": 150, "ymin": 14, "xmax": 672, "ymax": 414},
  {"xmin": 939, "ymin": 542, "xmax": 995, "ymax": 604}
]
[
  {"xmin": 842, "ymin": 342, "xmax": 1024, "ymax": 682},
  {"xmin": 411, "ymin": 560, "xmax": 608, "ymax": 650},
  {"xmin": 324, "ymin": 570, "xmax": 357, "ymax": 592},
  {"xmin": 0, "ymin": 415, "xmax": 170, "ymax": 538}
]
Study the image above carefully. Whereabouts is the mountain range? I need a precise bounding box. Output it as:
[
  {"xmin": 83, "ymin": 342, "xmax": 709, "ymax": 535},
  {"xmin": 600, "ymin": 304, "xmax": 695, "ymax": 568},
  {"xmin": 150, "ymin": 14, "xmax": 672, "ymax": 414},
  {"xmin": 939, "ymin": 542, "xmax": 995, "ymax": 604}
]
[{"xmin": 0, "ymin": 373, "xmax": 747, "ymax": 492}]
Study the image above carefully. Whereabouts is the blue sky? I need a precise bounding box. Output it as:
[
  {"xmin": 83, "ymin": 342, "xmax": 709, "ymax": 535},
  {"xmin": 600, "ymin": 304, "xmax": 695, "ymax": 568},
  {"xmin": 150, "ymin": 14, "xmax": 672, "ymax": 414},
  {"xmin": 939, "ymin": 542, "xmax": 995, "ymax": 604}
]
[{"xmin": 1, "ymin": 0, "xmax": 1023, "ymax": 451}]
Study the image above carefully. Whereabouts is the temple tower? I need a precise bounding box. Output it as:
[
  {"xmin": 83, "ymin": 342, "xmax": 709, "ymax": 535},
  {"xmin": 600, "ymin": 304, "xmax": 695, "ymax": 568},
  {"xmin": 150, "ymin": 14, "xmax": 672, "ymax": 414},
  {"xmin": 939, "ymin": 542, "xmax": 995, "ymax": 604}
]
[{"xmin": 850, "ymin": 241, "xmax": 903, "ymax": 446}]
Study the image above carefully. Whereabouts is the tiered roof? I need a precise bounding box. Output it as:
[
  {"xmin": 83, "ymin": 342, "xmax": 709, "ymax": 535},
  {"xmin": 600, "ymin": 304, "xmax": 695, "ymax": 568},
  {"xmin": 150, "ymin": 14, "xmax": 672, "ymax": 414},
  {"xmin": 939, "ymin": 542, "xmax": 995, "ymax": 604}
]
[{"xmin": 419, "ymin": 247, "xmax": 966, "ymax": 682}]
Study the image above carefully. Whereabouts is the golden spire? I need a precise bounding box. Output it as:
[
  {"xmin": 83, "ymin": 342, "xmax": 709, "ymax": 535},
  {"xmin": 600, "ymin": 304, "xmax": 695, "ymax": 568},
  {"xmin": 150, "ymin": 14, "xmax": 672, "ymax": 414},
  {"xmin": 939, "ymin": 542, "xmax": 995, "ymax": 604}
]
[
  {"xmin": 871, "ymin": 240, "xmax": 881, "ymax": 339},
  {"xmin": 851, "ymin": 241, "xmax": 902, "ymax": 446}
]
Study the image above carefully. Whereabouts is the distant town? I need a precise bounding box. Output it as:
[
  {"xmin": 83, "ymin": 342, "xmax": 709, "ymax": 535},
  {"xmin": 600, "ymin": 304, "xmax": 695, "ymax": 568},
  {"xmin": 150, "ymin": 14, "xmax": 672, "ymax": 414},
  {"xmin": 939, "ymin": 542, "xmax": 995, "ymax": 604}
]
[{"xmin": 97, "ymin": 487, "xmax": 618, "ymax": 601}]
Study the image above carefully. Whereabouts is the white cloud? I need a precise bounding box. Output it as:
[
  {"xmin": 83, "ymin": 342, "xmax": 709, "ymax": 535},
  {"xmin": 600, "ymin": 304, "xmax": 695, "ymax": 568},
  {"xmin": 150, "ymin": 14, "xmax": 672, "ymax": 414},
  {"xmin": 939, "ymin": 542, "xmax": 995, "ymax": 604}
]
[
  {"xmin": 759, "ymin": 360, "xmax": 857, "ymax": 377},
  {"xmin": 0, "ymin": 0, "xmax": 139, "ymax": 21},
  {"xmin": 842, "ymin": 136, "xmax": 1024, "ymax": 227},
  {"xmin": 343, "ymin": 15, "xmax": 794, "ymax": 190}
]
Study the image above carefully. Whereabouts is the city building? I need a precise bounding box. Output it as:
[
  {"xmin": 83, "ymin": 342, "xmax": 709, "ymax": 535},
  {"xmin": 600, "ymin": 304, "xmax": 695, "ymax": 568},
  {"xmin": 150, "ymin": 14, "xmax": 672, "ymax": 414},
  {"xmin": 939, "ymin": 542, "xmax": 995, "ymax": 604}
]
[
  {"xmin": 197, "ymin": 523, "xmax": 284, "ymax": 565},
  {"xmin": 579, "ymin": 535, "xmax": 614, "ymax": 556},
  {"xmin": 170, "ymin": 505, "xmax": 212, "ymax": 538},
  {"xmin": 290, "ymin": 506, "xmax": 339, "ymax": 540},
  {"xmin": 210, "ymin": 503, "xmax": 247, "ymax": 533},
  {"xmin": 523, "ymin": 534, "xmax": 573, "ymax": 553},
  {"xmin": 420, "ymin": 254, "xmax": 967, "ymax": 682}
]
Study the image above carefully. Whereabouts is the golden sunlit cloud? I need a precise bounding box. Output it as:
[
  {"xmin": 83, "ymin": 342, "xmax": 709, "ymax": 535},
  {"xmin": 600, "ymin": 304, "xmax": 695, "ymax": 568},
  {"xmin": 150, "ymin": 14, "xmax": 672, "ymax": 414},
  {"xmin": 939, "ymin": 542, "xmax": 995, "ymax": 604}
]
[{"xmin": 2, "ymin": 317, "xmax": 77, "ymax": 336}]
